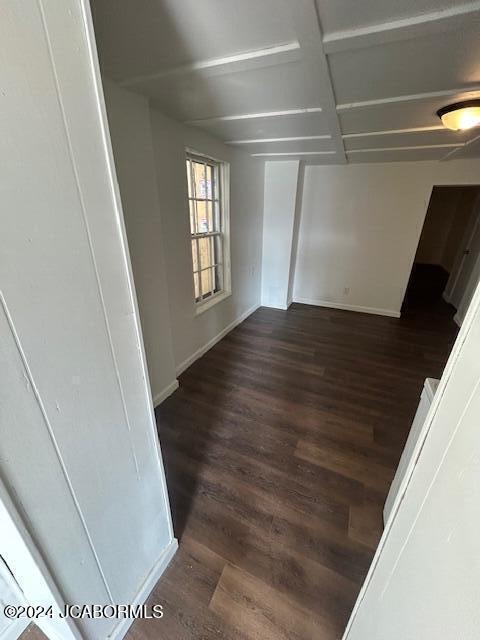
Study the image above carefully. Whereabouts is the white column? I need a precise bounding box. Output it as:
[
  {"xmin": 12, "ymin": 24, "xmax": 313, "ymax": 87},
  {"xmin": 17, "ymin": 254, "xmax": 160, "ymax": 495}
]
[{"xmin": 261, "ymin": 161, "xmax": 302, "ymax": 309}]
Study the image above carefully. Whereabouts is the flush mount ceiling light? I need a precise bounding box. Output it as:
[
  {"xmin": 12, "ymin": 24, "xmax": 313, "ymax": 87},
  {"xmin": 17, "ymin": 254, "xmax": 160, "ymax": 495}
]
[{"xmin": 437, "ymin": 100, "xmax": 480, "ymax": 131}]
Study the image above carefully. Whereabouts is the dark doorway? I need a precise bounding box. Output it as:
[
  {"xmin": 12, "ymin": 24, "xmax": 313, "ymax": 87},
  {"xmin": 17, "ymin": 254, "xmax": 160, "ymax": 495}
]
[{"xmin": 402, "ymin": 186, "xmax": 480, "ymax": 319}]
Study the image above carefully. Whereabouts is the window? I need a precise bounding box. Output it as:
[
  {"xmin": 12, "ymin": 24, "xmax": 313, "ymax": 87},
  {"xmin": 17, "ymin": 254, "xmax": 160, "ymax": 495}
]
[{"xmin": 186, "ymin": 151, "xmax": 230, "ymax": 312}]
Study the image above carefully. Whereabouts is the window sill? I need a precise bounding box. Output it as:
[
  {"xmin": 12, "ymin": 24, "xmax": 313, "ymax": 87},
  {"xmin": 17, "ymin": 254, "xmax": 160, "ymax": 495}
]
[{"xmin": 195, "ymin": 290, "xmax": 231, "ymax": 316}]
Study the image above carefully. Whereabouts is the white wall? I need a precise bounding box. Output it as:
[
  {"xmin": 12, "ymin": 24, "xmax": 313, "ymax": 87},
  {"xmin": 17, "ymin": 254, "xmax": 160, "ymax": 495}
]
[
  {"xmin": 292, "ymin": 159, "xmax": 480, "ymax": 317},
  {"xmin": 0, "ymin": 3, "xmax": 175, "ymax": 639},
  {"xmin": 344, "ymin": 277, "xmax": 480, "ymax": 639},
  {"xmin": 149, "ymin": 108, "xmax": 264, "ymax": 373},
  {"xmin": 103, "ymin": 81, "xmax": 177, "ymax": 404},
  {"xmin": 261, "ymin": 161, "xmax": 300, "ymax": 309}
]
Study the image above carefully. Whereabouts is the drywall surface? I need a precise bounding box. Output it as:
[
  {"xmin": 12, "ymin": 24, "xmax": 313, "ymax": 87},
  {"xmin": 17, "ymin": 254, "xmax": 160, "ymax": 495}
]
[
  {"xmin": 149, "ymin": 108, "xmax": 264, "ymax": 372},
  {"xmin": 293, "ymin": 160, "xmax": 480, "ymax": 316},
  {"xmin": 344, "ymin": 278, "xmax": 480, "ymax": 640},
  {"xmin": 104, "ymin": 81, "xmax": 177, "ymax": 403},
  {"xmin": 261, "ymin": 161, "xmax": 300, "ymax": 309},
  {"xmin": 0, "ymin": 3, "xmax": 174, "ymax": 639}
]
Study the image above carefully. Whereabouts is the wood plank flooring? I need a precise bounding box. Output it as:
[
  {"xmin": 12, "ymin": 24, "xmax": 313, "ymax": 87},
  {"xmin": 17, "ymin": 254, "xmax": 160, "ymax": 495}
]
[
  {"xmin": 21, "ymin": 301, "xmax": 458, "ymax": 640},
  {"xmin": 125, "ymin": 302, "xmax": 457, "ymax": 640}
]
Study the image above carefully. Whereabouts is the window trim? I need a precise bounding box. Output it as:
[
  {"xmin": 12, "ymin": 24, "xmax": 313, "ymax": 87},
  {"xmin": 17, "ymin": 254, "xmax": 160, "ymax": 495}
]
[{"xmin": 185, "ymin": 148, "xmax": 231, "ymax": 315}]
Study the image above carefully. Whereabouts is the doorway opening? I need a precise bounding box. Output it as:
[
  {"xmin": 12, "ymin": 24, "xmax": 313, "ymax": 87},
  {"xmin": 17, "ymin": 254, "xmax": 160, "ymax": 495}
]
[{"xmin": 402, "ymin": 185, "xmax": 480, "ymax": 326}]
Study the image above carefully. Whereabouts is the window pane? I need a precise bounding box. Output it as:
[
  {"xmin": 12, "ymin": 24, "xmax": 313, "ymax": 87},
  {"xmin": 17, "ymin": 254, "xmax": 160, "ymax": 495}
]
[
  {"xmin": 192, "ymin": 161, "xmax": 205, "ymax": 198},
  {"xmin": 205, "ymin": 164, "xmax": 213, "ymax": 199},
  {"xmin": 193, "ymin": 272, "xmax": 200, "ymax": 300},
  {"xmin": 195, "ymin": 200, "xmax": 213, "ymax": 233},
  {"xmin": 201, "ymin": 267, "xmax": 214, "ymax": 297},
  {"xmin": 206, "ymin": 200, "xmax": 214, "ymax": 232},
  {"xmin": 191, "ymin": 239, "xmax": 198, "ymax": 272},
  {"xmin": 198, "ymin": 236, "xmax": 213, "ymax": 270}
]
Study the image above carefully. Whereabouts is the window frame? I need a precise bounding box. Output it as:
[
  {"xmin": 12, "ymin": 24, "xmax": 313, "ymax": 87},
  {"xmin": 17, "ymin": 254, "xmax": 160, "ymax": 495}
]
[{"xmin": 185, "ymin": 148, "xmax": 231, "ymax": 315}]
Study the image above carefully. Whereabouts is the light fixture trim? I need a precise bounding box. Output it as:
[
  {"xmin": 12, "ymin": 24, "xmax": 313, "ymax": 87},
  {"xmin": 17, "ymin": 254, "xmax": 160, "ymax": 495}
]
[{"xmin": 437, "ymin": 99, "xmax": 480, "ymax": 131}]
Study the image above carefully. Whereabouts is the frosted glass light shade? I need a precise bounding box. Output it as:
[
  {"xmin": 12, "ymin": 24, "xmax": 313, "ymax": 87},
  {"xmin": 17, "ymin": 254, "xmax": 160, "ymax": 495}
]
[{"xmin": 437, "ymin": 101, "xmax": 480, "ymax": 131}]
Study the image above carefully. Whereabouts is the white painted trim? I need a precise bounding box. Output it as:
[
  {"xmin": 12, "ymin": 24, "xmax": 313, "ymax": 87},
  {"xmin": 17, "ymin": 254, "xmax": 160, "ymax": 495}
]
[
  {"xmin": 293, "ymin": 297, "xmax": 401, "ymax": 318},
  {"xmin": 336, "ymin": 87, "xmax": 480, "ymax": 112},
  {"xmin": 343, "ymin": 126, "xmax": 445, "ymax": 138},
  {"xmin": 176, "ymin": 303, "xmax": 260, "ymax": 375},
  {"xmin": 347, "ymin": 143, "xmax": 462, "ymax": 154},
  {"xmin": 0, "ymin": 557, "xmax": 29, "ymax": 640},
  {"xmin": 186, "ymin": 108, "xmax": 322, "ymax": 126},
  {"xmin": 80, "ymin": 0, "xmax": 176, "ymax": 543},
  {"xmin": 195, "ymin": 290, "xmax": 232, "ymax": 315},
  {"xmin": 152, "ymin": 380, "xmax": 179, "ymax": 408},
  {"xmin": 0, "ymin": 478, "xmax": 81, "ymax": 640},
  {"xmin": 252, "ymin": 151, "xmax": 336, "ymax": 157},
  {"xmin": 0, "ymin": 619, "xmax": 29, "ymax": 640},
  {"xmin": 441, "ymin": 131, "xmax": 480, "ymax": 161},
  {"xmin": 323, "ymin": 1, "xmax": 480, "ymax": 53},
  {"xmin": 261, "ymin": 302, "xmax": 291, "ymax": 310},
  {"xmin": 107, "ymin": 538, "xmax": 178, "ymax": 640},
  {"xmin": 120, "ymin": 42, "xmax": 301, "ymax": 86},
  {"xmin": 228, "ymin": 135, "xmax": 332, "ymax": 144},
  {"xmin": 187, "ymin": 150, "xmax": 232, "ymax": 316},
  {"xmin": 454, "ymin": 311, "xmax": 463, "ymax": 327},
  {"xmin": 294, "ymin": 0, "xmax": 347, "ymax": 164}
]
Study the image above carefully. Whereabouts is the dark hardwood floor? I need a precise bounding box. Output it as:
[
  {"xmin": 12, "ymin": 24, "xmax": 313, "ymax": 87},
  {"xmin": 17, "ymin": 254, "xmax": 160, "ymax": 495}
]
[
  {"xmin": 127, "ymin": 301, "xmax": 457, "ymax": 640},
  {"xmin": 21, "ymin": 301, "xmax": 458, "ymax": 640}
]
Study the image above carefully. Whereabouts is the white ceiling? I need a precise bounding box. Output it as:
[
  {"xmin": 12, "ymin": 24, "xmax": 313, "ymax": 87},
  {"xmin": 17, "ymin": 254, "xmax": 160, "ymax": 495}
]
[{"xmin": 92, "ymin": 0, "xmax": 480, "ymax": 163}]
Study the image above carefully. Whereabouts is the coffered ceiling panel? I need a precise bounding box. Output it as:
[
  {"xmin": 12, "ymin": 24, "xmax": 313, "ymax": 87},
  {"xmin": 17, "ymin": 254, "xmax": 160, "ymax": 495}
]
[
  {"xmin": 338, "ymin": 91, "xmax": 480, "ymax": 134},
  {"xmin": 189, "ymin": 111, "xmax": 331, "ymax": 140},
  {"xmin": 131, "ymin": 61, "xmax": 325, "ymax": 122},
  {"xmin": 329, "ymin": 24, "xmax": 480, "ymax": 105},
  {"xmin": 315, "ymin": 0, "xmax": 462, "ymax": 35},
  {"xmin": 92, "ymin": 0, "xmax": 296, "ymax": 81}
]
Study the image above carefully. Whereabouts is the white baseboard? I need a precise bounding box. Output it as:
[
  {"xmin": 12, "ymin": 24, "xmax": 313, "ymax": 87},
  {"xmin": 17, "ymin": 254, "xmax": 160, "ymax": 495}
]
[
  {"xmin": 176, "ymin": 302, "xmax": 260, "ymax": 376},
  {"xmin": 108, "ymin": 538, "xmax": 178, "ymax": 640},
  {"xmin": 152, "ymin": 379, "xmax": 179, "ymax": 408},
  {"xmin": 261, "ymin": 302, "xmax": 291, "ymax": 310},
  {"xmin": 293, "ymin": 297, "xmax": 401, "ymax": 318}
]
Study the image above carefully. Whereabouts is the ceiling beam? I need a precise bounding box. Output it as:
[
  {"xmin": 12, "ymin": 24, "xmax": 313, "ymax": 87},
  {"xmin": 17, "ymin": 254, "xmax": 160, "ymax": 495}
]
[
  {"xmin": 347, "ymin": 143, "xmax": 463, "ymax": 154},
  {"xmin": 441, "ymin": 132, "xmax": 480, "ymax": 161},
  {"xmin": 227, "ymin": 134, "xmax": 331, "ymax": 144},
  {"xmin": 120, "ymin": 42, "xmax": 301, "ymax": 88},
  {"xmin": 251, "ymin": 151, "xmax": 336, "ymax": 157},
  {"xmin": 323, "ymin": 1, "xmax": 480, "ymax": 54},
  {"xmin": 185, "ymin": 108, "xmax": 323, "ymax": 126},
  {"xmin": 337, "ymin": 87, "xmax": 480, "ymax": 112},
  {"xmin": 343, "ymin": 126, "xmax": 445, "ymax": 138},
  {"xmin": 289, "ymin": 0, "xmax": 346, "ymax": 163}
]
